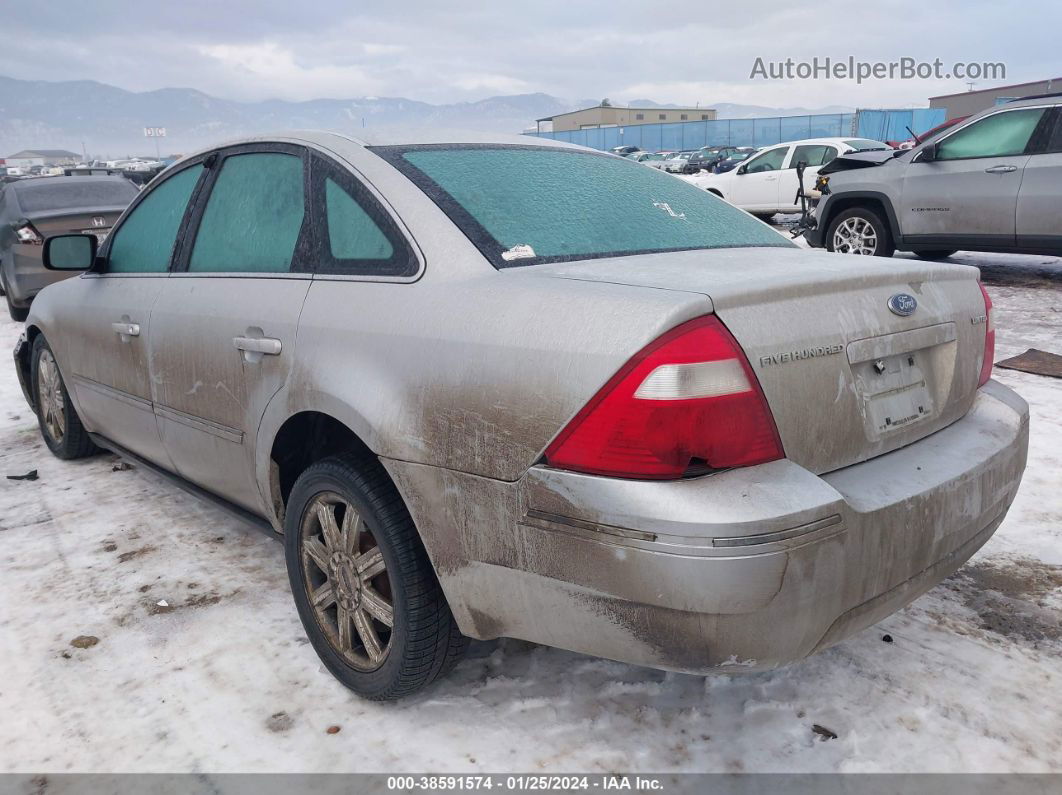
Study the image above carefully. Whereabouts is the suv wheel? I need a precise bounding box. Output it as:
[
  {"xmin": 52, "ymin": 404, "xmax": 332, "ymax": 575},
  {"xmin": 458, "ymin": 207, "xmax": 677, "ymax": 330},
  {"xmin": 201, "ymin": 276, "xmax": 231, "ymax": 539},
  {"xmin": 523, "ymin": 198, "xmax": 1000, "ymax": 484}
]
[
  {"xmin": 284, "ymin": 453, "xmax": 467, "ymax": 700},
  {"xmin": 31, "ymin": 335, "xmax": 98, "ymax": 459},
  {"xmin": 914, "ymin": 250, "xmax": 958, "ymax": 260},
  {"xmin": 826, "ymin": 207, "xmax": 895, "ymax": 257}
]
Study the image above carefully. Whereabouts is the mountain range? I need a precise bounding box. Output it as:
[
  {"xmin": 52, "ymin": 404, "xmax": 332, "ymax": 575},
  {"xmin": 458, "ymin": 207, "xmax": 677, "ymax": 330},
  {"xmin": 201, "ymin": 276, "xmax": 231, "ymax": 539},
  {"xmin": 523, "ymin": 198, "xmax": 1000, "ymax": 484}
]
[{"xmin": 0, "ymin": 75, "xmax": 855, "ymax": 158}]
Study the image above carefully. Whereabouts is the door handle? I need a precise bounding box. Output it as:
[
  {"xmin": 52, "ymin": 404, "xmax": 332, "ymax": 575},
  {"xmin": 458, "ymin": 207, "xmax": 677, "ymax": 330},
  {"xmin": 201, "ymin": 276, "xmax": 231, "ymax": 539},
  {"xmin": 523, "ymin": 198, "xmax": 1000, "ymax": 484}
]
[
  {"xmin": 984, "ymin": 165, "xmax": 1018, "ymax": 174},
  {"xmin": 233, "ymin": 336, "xmax": 282, "ymax": 355},
  {"xmin": 111, "ymin": 321, "xmax": 140, "ymax": 337}
]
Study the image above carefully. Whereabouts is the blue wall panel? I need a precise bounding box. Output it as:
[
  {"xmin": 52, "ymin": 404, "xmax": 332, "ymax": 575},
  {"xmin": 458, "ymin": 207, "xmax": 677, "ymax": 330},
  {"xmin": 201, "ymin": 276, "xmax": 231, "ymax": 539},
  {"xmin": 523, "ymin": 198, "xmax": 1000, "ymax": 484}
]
[{"xmin": 527, "ymin": 109, "xmax": 941, "ymax": 151}]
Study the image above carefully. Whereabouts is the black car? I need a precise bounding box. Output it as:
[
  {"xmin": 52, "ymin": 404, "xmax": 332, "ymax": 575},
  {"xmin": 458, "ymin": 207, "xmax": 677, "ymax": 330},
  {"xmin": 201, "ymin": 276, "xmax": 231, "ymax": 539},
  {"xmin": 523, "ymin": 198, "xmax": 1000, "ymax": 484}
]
[
  {"xmin": 0, "ymin": 175, "xmax": 138, "ymax": 320},
  {"xmin": 685, "ymin": 145, "xmax": 742, "ymax": 173},
  {"xmin": 609, "ymin": 145, "xmax": 641, "ymax": 156},
  {"xmin": 712, "ymin": 147, "xmax": 758, "ymax": 173}
]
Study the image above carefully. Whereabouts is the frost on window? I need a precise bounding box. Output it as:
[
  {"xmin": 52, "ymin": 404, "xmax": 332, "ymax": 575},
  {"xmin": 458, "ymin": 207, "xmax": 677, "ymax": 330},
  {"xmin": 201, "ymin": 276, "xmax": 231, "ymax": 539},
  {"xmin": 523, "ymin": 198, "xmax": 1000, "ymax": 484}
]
[
  {"xmin": 108, "ymin": 164, "xmax": 203, "ymax": 274},
  {"xmin": 325, "ymin": 178, "xmax": 393, "ymax": 261},
  {"xmin": 189, "ymin": 153, "xmax": 304, "ymax": 273},
  {"xmin": 400, "ymin": 147, "xmax": 792, "ymax": 266}
]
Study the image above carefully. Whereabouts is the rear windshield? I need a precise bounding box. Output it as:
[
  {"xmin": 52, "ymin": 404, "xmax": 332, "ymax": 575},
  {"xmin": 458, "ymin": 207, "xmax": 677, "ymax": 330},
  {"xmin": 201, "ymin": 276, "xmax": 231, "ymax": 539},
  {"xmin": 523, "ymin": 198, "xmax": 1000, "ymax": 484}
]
[
  {"xmin": 376, "ymin": 145, "xmax": 792, "ymax": 267},
  {"xmin": 14, "ymin": 179, "xmax": 138, "ymax": 214}
]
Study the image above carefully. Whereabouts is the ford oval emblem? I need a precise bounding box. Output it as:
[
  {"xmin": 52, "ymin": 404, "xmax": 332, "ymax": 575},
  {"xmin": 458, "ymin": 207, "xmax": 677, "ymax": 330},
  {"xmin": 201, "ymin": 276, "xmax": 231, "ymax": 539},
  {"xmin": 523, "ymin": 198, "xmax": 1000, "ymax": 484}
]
[{"xmin": 888, "ymin": 293, "xmax": 917, "ymax": 316}]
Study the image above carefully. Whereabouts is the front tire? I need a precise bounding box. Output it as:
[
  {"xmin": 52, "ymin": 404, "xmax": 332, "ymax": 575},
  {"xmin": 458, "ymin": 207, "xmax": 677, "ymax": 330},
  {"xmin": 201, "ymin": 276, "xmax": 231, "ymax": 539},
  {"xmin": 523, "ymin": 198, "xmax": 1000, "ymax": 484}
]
[
  {"xmin": 826, "ymin": 206, "xmax": 895, "ymax": 257},
  {"xmin": 284, "ymin": 453, "xmax": 467, "ymax": 700},
  {"xmin": 30, "ymin": 335, "xmax": 98, "ymax": 459}
]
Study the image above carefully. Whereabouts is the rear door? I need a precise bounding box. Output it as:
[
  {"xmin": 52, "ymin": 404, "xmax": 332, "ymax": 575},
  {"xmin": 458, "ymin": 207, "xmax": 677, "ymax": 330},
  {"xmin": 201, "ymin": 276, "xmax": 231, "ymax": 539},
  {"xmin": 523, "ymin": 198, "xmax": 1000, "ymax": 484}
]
[
  {"xmin": 777, "ymin": 144, "xmax": 838, "ymax": 212},
  {"xmin": 1016, "ymin": 106, "xmax": 1062, "ymax": 252},
  {"xmin": 727, "ymin": 145, "xmax": 789, "ymax": 211},
  {"xmin": 58, "ymin": 163, "xmax": 207, "ymax": 466},
  {"xmin": 899, "ymin": 107, "xmax": 1049, "ymax": 244},
  {"xmin": 149, "ymin": 145, "xmax": 313, "ymax": 513}
]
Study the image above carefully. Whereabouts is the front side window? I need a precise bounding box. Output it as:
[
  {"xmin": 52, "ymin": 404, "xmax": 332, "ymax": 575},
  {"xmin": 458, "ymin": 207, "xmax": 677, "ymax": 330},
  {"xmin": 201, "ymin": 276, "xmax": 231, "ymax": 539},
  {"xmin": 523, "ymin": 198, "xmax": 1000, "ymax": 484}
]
[
  {"xmin": 744, "ymin": 147, "xmax": 788, "ymax": 173},
  {"xmin": 935, "ymin": 109, "xmax": 1046, "ymax": 160},
  {"xmin": 188, "ymin": 152, "xmax": 305, "ymax": 273},
  {"xmin": 377, "ymin": 145, "xmax": 792, "ymax": 268},
  {"xmin": 107, "ymin": 164, "xmax": 203, "ymax": 274}
]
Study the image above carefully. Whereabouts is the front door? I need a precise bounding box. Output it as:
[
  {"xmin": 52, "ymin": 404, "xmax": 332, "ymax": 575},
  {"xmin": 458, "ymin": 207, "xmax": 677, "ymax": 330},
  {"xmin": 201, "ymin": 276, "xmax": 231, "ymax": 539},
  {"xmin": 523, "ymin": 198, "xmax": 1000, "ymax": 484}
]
[
  {"xmin": 150, "ymin": 147, "xmax": 312, "ymax": 513},
  {"xmin": 899, "ymin": 107, "xmax": 1048, "ymax": 244},
  {"xmin": 727, "ymin": 145, "xmax": 789, "ymax": 212},
  {"xmin": 61, "ymin": 163, "xmax": 206, "ymax": 466},
  {"xmin": 778, "ymin": 143, "xmax": 838, "ymax": 213}
]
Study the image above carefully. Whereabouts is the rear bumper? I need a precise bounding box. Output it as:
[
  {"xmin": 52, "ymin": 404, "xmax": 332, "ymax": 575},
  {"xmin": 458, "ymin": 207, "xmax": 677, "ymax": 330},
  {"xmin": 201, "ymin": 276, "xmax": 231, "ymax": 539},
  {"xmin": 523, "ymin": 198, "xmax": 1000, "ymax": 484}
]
[
  {"xmin": 4, "ymin": 246, "xmax": 69, "ymax": 305},
  {"xmin": 387, "ymin": 380, "xmax": 1028, "ymax": 673}
]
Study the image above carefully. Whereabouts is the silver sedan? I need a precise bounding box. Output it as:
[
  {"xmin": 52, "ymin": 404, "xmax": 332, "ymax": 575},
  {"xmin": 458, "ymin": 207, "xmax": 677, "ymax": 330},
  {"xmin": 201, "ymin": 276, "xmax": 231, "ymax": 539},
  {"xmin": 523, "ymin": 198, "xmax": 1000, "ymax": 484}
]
[{"xmin": 14, "ymin": 132, "xmax": 1028, "ymax": 700}]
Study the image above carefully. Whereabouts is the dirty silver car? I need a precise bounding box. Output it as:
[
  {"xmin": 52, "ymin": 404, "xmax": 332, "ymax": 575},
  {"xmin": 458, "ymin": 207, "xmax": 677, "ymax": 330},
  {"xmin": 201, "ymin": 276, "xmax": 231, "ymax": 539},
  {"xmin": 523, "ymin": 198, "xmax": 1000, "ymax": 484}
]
[{"xmin": 13, "ymin": 133, "xmax": 1029, "ymax": 700}]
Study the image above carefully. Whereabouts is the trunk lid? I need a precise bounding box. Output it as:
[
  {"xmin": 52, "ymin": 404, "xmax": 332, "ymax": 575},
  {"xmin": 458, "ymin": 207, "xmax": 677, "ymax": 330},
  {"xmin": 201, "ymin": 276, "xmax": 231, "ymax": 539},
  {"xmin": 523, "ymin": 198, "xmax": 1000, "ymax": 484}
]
[
  {"xmin": 521, "ymin": 246, "xmax": 987, "ymax": 474},
  {"xmin": 25, "ymin": 206, "xmax": 128, "ymax": 242}
]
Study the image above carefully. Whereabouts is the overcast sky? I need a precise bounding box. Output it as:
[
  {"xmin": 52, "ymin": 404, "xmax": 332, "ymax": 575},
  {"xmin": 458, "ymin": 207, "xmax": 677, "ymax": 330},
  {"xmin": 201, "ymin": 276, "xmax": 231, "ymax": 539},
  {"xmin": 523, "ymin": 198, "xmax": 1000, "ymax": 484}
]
[{"xmin": 1, "ymin": 0, "xmax": 1057, "ymax": 108}]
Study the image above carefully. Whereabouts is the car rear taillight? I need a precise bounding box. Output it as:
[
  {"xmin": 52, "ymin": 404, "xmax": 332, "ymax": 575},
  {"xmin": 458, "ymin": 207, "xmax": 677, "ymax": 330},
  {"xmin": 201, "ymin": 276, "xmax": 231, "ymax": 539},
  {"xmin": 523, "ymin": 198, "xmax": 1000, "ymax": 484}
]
[
  {"xmin": 544, "ymin": 315, "xmax": 784, "ymax": 479},
  {"xmin": 14, "ymin": 220, "xmax": 43, "ymax": 245},
  {"xmin": 978, "ymin": 283, "xmax": 995, "ymax": 388}
]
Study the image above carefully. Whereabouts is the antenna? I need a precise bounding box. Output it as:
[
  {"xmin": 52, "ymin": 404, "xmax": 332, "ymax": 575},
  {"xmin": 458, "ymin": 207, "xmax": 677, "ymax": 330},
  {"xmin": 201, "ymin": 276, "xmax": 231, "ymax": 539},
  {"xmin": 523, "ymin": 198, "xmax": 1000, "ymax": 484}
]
[{"xmin": 965, "ymin": 81, "xmax": 976, "ymax": 92}]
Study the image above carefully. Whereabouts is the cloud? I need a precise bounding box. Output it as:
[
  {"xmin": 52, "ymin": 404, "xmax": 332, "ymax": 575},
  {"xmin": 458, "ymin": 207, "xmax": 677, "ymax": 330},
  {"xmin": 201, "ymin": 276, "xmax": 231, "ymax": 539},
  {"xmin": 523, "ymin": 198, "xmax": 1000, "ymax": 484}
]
[{"xmin": 0, "ymin": 0, "xmax": 1056, "ymax": 107}]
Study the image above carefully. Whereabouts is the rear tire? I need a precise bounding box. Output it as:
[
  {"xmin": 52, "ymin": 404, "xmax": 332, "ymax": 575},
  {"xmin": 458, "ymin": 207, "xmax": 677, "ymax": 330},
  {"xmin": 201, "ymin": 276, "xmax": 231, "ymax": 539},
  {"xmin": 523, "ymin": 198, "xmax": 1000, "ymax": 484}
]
[
  {"xmin": 826, "ymin": 206, "xmax": 895, "ymax": 257},
  {"xmin": 30, "ymin": 335, "xmax": 98, "ymax": 459},
  {"xmin": 914, "ymin": 250, "xmax": 958, "ymax": 260},
  {"xmin": 284, "ymin": 452, "xmax": 467, "ymax": 700}
]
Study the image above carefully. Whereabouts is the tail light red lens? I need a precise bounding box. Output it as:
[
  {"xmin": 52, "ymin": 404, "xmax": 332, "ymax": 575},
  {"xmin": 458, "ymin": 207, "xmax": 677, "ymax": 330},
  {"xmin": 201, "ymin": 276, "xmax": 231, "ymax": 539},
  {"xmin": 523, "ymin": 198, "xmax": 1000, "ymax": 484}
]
[
  {"xmin": 978, "ymin": 283, "xmax": 995, "ymax": 387},
  {"xmin": 14, "ymin": 220, "xmax": 43, "ymax": 245},
  {"xmin": 544, "ymin": 315, "xmax": 784, "ymax": 479}
]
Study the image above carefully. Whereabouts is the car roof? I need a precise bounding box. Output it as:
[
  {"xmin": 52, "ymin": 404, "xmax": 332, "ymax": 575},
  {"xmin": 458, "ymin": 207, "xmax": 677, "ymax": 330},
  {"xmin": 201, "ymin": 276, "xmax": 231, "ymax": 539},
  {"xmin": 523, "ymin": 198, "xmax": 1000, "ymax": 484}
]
[{"xmin": 760, "ymin": 137, "xmax": 878, "ymax": 149}]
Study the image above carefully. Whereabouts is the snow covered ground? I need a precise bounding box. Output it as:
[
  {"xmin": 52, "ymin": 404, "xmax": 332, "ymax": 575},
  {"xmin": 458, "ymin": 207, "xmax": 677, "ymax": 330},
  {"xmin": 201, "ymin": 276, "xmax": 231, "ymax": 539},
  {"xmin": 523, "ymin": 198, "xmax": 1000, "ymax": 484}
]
[{"xmin": 0, "ymin": 253, "xmax": 1059, "ymax": 774}]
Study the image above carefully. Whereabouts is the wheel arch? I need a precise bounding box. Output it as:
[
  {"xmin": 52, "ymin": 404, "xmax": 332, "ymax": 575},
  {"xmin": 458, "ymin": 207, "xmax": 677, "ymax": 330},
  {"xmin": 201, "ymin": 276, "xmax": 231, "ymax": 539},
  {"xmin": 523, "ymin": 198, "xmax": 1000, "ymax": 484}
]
[{"xmin": 819, "ymin": 191, "xmax": 902, "ymax": 245}]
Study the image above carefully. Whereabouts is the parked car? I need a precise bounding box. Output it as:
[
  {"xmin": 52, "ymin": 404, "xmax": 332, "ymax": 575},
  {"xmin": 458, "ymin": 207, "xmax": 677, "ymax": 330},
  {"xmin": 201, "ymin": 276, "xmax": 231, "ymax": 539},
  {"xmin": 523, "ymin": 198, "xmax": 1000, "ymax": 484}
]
[
  {"xmin": 712, "ymin": 147, "xmax": 758, "ymax": 173},
  {"xmin": 692, "ymin": 137, "xmax": 889, "ymax": 220},
  {"xmin": 609, "ymin": 145, "xmax": 641, "ymax": 156},
  {"xmin": 686, "ymin": 145, "xmax": 742, "ymax": 174},
  {"xmin": 1, "ymin": 175, "xmax": 138, "ymax": 320},
  {"xmin": 805, "ymin": 94, "xmax": 1062, "ymax": 258},
  {"xmin": 15, "ymin": 133, "xmax": 1027, "ymax": 701},
  {"xmin": 627, "ymin": 151, "xmax": 667, "ymax": 167},
  {"xmin": 663, "ymin": 150, "xmax": 696, "ymax": 173}
]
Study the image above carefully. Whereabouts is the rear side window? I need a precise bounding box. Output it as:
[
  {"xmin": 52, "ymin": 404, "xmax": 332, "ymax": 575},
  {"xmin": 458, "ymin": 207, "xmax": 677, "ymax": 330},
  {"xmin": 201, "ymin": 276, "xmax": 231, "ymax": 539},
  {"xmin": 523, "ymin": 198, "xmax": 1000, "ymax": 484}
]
[
  {"xmin": 107, "ymin": 165, "xmax": 203, "ymax": 274},
  {"xmin": 936, "ymin": 109, "xmax": 1045, "ymax": 160},
  {"xmin": 325, "ymin": 178, "xmax": 393, "ymax": 261},
  {"xmin": 790, "ymin": 145, "xmax": 834, "ymax": 167},
  {"xmin": 188, "ymin": 152, "xmax": 305, "ymax": 273},
  {"xmin": 15, "ymin": 179, "xmax": 138, "ymax": 214},
  {"xmin": 378, "ymin": 145, "xmax": 791, "ymax": 268}
]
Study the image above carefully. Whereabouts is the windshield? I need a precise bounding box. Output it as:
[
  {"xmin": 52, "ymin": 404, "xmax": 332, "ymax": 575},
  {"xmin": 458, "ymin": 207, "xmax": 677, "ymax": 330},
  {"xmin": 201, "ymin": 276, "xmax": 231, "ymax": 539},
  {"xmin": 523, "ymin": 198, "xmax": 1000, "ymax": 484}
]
[
  {"xmin": 375, "ymin": 145, "xmax": 792, "ymax": 268},
  {"xmin": 15, "ymin": 178, "xmax": 138, "ymax": 214}
]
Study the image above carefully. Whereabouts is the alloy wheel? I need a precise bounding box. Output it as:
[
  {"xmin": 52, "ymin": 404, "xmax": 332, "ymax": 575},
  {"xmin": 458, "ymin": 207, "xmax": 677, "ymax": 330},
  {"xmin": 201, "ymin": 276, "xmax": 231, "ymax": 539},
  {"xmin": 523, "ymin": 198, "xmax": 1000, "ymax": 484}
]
[
  {"xmin": 300, "ymin": 492, "xmax": 394, "ymax": 670},
  {"xmin": 832, "ymin": 216, "xmax": 878, "ymax": 255},
  {"xmin": 37, "ymin": 349, "xmax": 65, "ymax": 444}
]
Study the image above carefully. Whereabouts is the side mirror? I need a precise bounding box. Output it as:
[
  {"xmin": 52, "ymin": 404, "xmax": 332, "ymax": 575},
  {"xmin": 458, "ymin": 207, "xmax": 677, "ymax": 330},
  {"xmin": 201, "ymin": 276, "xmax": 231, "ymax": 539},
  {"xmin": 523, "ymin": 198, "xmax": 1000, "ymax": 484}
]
[
  {"xmin": 42, "ymin": 234, "xmax": 97, "ymax": 271},
  {"xmin": 919, "ymin": 142, "xmax": 938, "ymax": 163},
  {"xmin": 736, "ymin": 164, "xmax": 748, "ymax": 175}
]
